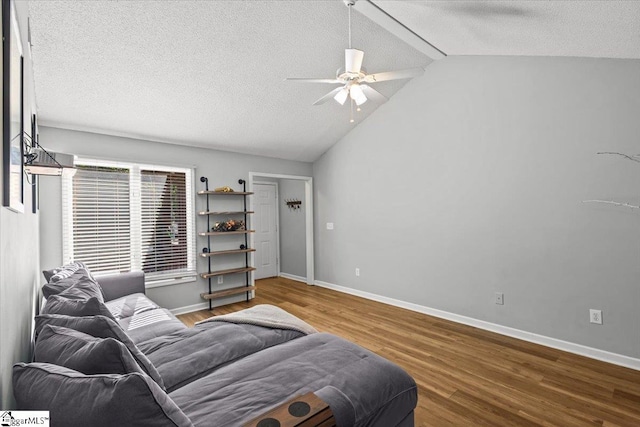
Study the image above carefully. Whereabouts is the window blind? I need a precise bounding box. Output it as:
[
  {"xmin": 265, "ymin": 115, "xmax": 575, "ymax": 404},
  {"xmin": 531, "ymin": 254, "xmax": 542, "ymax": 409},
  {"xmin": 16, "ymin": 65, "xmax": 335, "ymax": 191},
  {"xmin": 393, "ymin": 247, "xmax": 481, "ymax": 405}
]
[
  {"xmin": 70, "ymin": 165, "xmax": 132, "ymax": 273},
  {"xmin": 62, "ymin": 159, "xmax": 195, "ymax": 283},
  {"xmin": 140, "ymin": 170, "xmax": 189, "ymax": 275}
]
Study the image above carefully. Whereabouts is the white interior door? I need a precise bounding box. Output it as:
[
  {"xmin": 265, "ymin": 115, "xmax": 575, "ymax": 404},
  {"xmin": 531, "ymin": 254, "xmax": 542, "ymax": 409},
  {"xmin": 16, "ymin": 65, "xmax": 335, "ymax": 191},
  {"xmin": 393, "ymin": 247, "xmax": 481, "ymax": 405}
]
[{"xmin": 254, "ymin": 183, "xmax": 278, "ymax": 279}]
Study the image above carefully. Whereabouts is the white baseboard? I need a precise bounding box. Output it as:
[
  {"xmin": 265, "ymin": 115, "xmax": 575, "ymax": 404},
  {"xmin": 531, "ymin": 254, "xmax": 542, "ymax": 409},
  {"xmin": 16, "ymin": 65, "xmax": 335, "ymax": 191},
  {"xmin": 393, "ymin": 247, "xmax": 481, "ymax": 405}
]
[
  {"xmin": 169, "ymin": 302, "xmax": 209, "ymax": 316},
  {"xmin": 169, "ymin": 293, "xmax": 256, "ymax": 316},
  {"xmin": 314, "ymin": 280, "xmax": 640, "ymax": 371},
  {"xmin": 279, "ymin": 272, "xmax": 307, "ymax": 283}
]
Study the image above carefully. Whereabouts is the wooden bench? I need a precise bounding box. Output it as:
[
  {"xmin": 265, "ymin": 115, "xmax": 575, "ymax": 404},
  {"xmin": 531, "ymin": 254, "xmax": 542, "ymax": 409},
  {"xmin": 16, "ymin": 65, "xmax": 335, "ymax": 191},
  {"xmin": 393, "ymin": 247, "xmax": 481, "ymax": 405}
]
[{"xmin": 243, "ymin": 392, "xmax": 335, "ymax": 427}]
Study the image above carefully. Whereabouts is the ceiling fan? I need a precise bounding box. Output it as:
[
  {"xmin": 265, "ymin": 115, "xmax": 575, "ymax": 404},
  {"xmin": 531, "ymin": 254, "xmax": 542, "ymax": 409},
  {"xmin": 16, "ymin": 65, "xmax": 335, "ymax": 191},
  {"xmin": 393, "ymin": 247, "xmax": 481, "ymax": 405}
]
[{"xmin": 287, "ymin": 0, "xmax": 424, "ymax": 114}]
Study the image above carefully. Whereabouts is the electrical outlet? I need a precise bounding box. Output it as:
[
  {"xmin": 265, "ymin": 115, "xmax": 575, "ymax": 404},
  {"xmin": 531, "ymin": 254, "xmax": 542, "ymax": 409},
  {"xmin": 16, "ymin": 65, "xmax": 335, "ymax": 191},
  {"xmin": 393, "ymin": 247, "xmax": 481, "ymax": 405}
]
[
  {"xmin": 355, "ymin": 268, "xmax": 360, "ymax": 277},
  {"xmin": 217, "ymin": 276, "xmax": 224, "ymax": 285},
  {"xmin": 495, "ymin": 292, "xmax": 504, "ymax": 305},
  {"xmin": 326, "ymin": 222, "xmax": 334, "ymax": 230},
  {"xmin": 590, "ymin": 309, "xmax": 603, "ymax": 325}
]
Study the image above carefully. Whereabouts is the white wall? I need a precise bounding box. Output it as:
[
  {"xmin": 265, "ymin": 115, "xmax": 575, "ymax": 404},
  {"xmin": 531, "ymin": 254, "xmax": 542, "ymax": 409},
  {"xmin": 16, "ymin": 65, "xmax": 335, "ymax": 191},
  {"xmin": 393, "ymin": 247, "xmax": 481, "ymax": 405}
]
[
  {"xmin": 38, "ymin": 127, "xmax": 312, "ymax": 311},
  {"xmin": 314, "ymin": 56, "xmax": 640, "ymax": 359},
  {"xmin": 0, "ymin": 1, "xmax": 41, "ymax": 408}
]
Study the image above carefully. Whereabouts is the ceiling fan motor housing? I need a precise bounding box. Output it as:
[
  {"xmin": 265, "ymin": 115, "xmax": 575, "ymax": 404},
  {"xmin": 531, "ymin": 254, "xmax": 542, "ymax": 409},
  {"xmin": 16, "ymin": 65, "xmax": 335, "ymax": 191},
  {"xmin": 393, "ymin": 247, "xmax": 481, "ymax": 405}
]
[{"xmin": 336, "ymin": 68, "xmax": 366, "ymax": 82}]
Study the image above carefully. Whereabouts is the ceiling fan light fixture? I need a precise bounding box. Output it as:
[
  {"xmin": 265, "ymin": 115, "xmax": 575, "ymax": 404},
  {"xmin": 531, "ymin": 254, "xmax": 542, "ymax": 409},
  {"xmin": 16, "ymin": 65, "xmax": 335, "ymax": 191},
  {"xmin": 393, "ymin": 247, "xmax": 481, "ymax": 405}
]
[
  {"xmin": 287, "ymin": 0, "xmax": 422, "ymax": 116},
  {"xmin": 334, "ymin": 87, "xmax": 349, "ymax": 105},
  {"xmin": 345, "ymin": 49, "xmax": 364, "ymax": 74},
  {"xmin": 350, "ymin": 84, "xmax": 367, "ymax": 106}
]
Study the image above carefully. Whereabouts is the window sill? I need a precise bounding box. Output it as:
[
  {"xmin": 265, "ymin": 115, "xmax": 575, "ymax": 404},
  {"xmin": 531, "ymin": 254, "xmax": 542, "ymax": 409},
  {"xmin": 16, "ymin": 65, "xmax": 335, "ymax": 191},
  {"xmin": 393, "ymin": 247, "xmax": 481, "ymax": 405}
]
[{"xmin": 145, "ymin": 274, "xmax": 197, "ymax": 289}]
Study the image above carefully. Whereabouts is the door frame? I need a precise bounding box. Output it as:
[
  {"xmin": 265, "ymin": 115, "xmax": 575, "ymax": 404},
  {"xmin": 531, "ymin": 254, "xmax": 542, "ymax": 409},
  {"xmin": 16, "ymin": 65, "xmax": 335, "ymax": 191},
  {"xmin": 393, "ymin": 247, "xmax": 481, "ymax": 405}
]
[
  {"xmin": 248, "ymin": 172, "xmax": 314, "ymax": 285},
  {"xmin": 252, "ymin": 181, "xmax": 280, "ymax": 279}
]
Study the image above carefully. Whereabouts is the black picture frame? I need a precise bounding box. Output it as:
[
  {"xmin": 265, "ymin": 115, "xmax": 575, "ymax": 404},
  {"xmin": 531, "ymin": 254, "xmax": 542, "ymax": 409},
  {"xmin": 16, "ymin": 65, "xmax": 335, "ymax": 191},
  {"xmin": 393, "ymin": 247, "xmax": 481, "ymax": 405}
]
[
  {"xmin": 2, "ymin": 0, "xmax": 24, "ymax": 213},
  {"xmin": 31, "ymin": 113, "xmax": 38, "ymax": 213}
]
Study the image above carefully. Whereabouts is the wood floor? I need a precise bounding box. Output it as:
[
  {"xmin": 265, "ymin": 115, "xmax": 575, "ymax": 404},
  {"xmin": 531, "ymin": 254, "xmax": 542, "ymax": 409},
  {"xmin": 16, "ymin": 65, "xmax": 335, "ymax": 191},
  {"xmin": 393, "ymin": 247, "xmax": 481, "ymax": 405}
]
[{"xmin": 178, "ymin": 277, "xmax": 640, "ymax": 427}]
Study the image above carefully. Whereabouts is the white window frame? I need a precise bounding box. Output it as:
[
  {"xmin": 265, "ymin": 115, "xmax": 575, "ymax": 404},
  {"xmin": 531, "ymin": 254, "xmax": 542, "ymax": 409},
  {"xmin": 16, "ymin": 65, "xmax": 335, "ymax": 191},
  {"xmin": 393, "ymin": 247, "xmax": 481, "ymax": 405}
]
[{"xmin": 62, "ymin": 158, "xmax": 196, "ymax": 288}]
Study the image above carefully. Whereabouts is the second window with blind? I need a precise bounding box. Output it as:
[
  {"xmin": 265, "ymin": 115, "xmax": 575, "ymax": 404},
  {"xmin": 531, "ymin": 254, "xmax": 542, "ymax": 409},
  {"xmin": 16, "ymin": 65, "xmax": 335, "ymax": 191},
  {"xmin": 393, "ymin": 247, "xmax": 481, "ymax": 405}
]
[{"xmin": 62, "ymin": 159, "xmax": 196, "ymax": 285}]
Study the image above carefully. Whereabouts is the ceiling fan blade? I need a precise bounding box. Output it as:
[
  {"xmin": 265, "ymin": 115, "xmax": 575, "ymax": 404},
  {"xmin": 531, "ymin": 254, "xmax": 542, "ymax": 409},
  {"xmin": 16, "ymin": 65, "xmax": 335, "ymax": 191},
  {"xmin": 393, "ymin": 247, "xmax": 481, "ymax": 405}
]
[
  {"xmin": 363, "ymin": 67, "xmax": 424, "ymax": 83},
  {"xmin": 361, "ymin": 85, "xmax": 388, "ymax": 103},
  {"xmin": 286, "ymin": 78, "xmax": 343, "ymax": 84},
  {"xmin": 312, "ymin": 87, "xmax": 345, "ymax": 106},
  {"xmin": 345, "ymin": 49, "xmax": 364, "ymax": 73}
]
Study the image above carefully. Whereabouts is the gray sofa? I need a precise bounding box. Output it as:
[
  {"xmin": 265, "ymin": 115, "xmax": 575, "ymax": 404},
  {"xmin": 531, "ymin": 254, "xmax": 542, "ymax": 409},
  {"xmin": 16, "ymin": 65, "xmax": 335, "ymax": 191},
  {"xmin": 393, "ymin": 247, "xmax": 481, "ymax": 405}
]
[{"xmin": 14, "ymin": 263, "xmax": 417, "ymax": 426}]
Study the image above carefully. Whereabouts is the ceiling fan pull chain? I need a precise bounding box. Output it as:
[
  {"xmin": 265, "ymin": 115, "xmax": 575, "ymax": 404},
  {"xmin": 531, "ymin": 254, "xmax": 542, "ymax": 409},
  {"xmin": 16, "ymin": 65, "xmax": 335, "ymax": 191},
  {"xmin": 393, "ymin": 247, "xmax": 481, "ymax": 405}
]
[
  {"xmin": 350, "ymin": 99, "xmax": 355, "ymax": 123},
  {"xmin": 348, "ymin": 1, "xmax": 352, "ymax": 49}
]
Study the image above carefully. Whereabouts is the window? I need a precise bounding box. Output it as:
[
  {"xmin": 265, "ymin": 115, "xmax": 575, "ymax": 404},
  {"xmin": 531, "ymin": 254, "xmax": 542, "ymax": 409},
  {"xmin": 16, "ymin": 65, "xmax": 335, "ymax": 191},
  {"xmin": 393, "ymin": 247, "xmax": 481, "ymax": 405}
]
[{"xmin": 62, "ymin": 159, "xmax": 195, "ymax": 285}]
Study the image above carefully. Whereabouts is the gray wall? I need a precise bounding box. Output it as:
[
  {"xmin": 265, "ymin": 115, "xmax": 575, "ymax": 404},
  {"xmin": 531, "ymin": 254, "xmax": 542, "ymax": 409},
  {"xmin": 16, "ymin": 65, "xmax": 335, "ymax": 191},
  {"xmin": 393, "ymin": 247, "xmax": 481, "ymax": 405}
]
[
  {"xmin": 38, "ymin": 127, "xmax": 312, "ymax": 311},
  {"xmin": 278, "ymin": 179, "xmax": 306, "ymax": 278},
  {"xmin": 0, "ymin": 1, "xmax": 41, "ymax": 408},
  {"xmin": 313, "ymin": 56, "xmax": 640, "ymax": 358}
]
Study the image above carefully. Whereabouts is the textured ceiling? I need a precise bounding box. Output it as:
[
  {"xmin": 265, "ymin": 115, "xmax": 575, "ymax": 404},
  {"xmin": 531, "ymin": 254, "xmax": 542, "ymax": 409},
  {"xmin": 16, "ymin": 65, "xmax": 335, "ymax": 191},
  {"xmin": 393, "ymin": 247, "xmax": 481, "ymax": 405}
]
[
  {"xmin": 375, "ymin": 1, "xmax": 640, "ymax": 59},
  {"xmin": 28, "ymin": 1, "xmax": 640, "ymax": 163},
  {"xmin": 28, "ymin": 1, "xmax": 429, "ymax": 162}
]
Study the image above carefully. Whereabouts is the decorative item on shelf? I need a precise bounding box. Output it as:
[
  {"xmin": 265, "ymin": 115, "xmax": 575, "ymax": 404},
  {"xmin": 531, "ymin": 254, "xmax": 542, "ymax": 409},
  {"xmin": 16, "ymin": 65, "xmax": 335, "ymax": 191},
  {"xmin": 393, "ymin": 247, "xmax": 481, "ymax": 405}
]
[
  {"xmin": 212, "ymin": 219, "xmax": 246, "ymax": 232},
  {"xmin": 285, "ymin": 199, "xmax": 302, "ymax": 210},
  {"xmin": 214, "ymin": 186, "xmax": 234, "ymax": 192}
]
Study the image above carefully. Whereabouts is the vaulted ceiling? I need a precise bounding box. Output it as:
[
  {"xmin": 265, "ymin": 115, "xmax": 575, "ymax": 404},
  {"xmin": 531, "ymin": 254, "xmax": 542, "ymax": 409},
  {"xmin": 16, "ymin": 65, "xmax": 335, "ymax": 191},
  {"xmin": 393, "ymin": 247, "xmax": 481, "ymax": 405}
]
[
  {"xmin": 376, "ymin": 1, "xmax": 640, "ymax": 58},
  {"xmin": 28, "ymin": 1, "xmax": 640, "ymax": 162}
]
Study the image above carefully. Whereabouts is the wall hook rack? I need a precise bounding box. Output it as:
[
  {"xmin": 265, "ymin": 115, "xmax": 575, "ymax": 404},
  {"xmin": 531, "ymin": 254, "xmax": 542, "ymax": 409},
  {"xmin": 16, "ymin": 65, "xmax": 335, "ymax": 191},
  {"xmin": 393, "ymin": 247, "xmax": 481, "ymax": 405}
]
[{"xmin": 285, "ymin": 199, "xmax": 302, "ymax": 210}]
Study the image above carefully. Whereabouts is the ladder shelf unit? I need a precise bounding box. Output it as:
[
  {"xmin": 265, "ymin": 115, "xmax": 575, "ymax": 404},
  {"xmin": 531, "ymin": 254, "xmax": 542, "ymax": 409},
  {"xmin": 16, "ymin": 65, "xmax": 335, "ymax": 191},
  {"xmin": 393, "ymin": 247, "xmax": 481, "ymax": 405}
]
[{"xmin": 198, "ymin": 177, "xmax": 254, "ymax": 310}]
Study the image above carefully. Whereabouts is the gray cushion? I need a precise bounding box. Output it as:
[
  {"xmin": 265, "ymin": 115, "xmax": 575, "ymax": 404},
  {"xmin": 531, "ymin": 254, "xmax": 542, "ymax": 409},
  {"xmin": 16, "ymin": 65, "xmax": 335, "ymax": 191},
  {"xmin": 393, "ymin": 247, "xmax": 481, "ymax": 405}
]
[
  {"xmin": 138, "ymin": 321, "xmax": 304, "ymax": 393},
  {"xmin": 42, "ymin": 269, "xmax": 104, "ymax": 299},
  {"xmin": 41, "ymin": 295, "xmax": 116, "ymax": 320},
  {"xmin": 105, "ymin": 293, "xmax": 160, "ymax": 320},
  {"xmin": 56, "ymin": 276, "xmax": 105, "ymax": 301},
  {"xmin": 118, "ymin": 308, "xmax": 187, "ymax": 344},
  {"xmin": 35, "ymin": 314, "xmax": 166, "ymax": 390},
  {"xmin": 169, "ymin": 333, "xmax": 417, "ymax": 427},
  {"xmin": 48, "ymin": 261, "xmax": 92, "ymax": 282},
  {"xmin": 42, "ymin": 268, "xmax": 57, "ymax": 282},
  {"xmin": 34, "ymin": 325, "xmax": 144, "ymax": 375},
  {"xmin": 13, "ymin": 362, "xmax": 193, "ymax": 427},
  {"xmin": 97, "ymin": 271, "xmax": 146, "ymax": 301}
]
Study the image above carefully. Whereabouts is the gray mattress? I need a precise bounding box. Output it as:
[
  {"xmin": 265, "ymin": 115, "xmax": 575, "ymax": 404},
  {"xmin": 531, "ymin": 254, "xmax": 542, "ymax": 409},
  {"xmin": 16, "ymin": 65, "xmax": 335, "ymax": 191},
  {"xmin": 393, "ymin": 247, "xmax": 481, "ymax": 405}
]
[
  {"xmin": 137, "ymin": 321, "xmax": 305, "ymax": 392},
  {"xmin": 120, "ymin": 308, "xmax": 187, "ymax": 344},
  {"xmin": 169, "ymin": 333, "xmax": 417, "ymax": 427}
]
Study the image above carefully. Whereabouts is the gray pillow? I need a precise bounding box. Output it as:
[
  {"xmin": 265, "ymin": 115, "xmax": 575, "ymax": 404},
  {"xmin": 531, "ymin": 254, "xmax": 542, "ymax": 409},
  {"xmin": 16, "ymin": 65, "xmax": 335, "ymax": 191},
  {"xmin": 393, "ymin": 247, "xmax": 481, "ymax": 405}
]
[
  {"xmin": 34, "ymin": 325, "xmax": 144, "ymax": 375},
  {"xmin": 41, "ymin": 295, "xmax": 116, "ymax": 321},
  {"xmin": 57, "ymin": 276, "xmax": 105, "ymax": 301},
  {"xmin": 13, "ymin": 362, "xmax": 194, "ymax": 427},
  {"xmin": 42, "ymin": 276, "xmax": 77, "ymax": 299},
  {"xmin": 48, "ymin": 261, "xmax": 92, "ymax": 282},
  {"xmin": 35, "ymin": 314, "xmax": 166, "ymax": 390},
  {"xmin": 42, "ymin": 269, "xmax": 103, "ymax": 299},
  {"xmin": 42, "ymin": 268, "xmax": 58, "ymax": 283}
]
